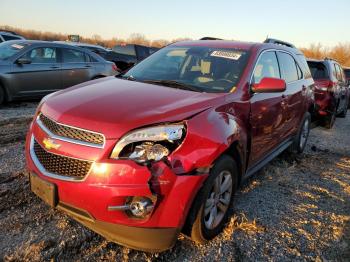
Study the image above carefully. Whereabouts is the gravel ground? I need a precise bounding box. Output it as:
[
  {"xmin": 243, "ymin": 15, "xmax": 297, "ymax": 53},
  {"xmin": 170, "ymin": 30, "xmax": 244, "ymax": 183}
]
[
  {"xmin": 0, "ymin": 106, "xmax": 349, "ymax": 262},
  {"xmin": 0, "ymin": 101, "xmax": 38, "ymax": 121}
]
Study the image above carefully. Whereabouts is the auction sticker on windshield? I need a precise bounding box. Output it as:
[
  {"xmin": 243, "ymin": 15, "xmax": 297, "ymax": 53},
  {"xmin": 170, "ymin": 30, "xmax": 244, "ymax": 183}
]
[{"xmin": 211, "ymin": 50, "xmax": 242, "ymax": 60}]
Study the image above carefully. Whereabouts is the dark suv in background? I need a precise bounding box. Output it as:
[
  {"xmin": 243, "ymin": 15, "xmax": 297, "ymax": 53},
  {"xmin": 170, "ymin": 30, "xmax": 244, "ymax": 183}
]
[
  {"xmin": 111, "ymin": 44, "xmax": 159, "ymax": 71},
  {"xmin": 307, "ymin": 58, "xmax": 349, "ymax": 128},
  {"xmin": 59, "ymin": 42, "xmax": 158, "ymax": 72},
  {"xmin": 0, "ymin": 40, "xmax": 118, "ymax": 105}
]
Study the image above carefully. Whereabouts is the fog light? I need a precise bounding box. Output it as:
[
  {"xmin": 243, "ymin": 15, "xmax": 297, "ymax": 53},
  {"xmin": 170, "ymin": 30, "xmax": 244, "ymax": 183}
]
[{"xmin": 129, "ymin": 197, "xmax": 154, "ymax": 218}]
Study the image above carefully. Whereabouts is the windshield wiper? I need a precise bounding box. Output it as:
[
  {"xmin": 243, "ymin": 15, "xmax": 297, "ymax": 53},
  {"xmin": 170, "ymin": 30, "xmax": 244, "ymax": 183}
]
[{"xmin": 142, "ymin": 79, "xmax": 201, "ymax": 92}]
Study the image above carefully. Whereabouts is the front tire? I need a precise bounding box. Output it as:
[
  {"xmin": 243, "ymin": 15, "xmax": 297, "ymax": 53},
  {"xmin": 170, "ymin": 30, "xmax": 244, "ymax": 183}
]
[{"xmin": 184, "ymin": 155, "xmax": 238, "ymax": 244}]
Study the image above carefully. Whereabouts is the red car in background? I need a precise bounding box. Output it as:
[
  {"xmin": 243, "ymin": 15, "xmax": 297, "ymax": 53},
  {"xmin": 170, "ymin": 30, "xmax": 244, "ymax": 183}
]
[
  {"xmin": 307, "ymin": 59, "xmax": 349, "ymax": 128},
  {"xmin": 26, "ymin": 38, "xmax": 314, "ymax": 252}
]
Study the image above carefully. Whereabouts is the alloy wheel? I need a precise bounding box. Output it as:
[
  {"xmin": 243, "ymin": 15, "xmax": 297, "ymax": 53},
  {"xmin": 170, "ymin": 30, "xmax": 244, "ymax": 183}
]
[{"xmin": 204, "ymin": 170, "xmax": 233, "ymax": 230}]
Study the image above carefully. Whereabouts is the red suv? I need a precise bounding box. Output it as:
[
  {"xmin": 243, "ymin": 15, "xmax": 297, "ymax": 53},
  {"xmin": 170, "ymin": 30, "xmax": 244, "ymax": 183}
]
[
  {"xmin": 26, "ymin": 38, "xmax": 314, "ymax": 252},
  {"xmin": 307, "ymin": 59, "xmax": 349, "ymax": 128}
]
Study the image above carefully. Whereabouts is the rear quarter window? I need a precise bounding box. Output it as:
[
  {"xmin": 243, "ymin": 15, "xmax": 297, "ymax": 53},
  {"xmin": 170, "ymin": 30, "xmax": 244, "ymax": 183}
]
[{"xmin": 296, "ymin": 54, "xmax": 312, "ymax": 79}]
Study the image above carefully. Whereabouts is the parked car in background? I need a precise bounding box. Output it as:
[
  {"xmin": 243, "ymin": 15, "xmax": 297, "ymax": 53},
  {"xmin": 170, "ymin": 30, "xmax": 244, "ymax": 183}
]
[
  {"xmin": 0, "ymin": 30, "xmax": 25, "ymax": 42},
  {"xmin": 58, "ymin": 42, "xmax": 158, "ymax": 72},
  {"xmin": 27, "ymin": 38, "xmax": 314, "ymax": 252},
  {"xmin": 307, "ymin": 58, "xmax": 349, "ymax": 128},
  {"xmin": 112, "ymin": 44, "xmax": 159, "ymax": 71},
  {"xmin": 0, "ymin": 40, "xmax": 118, "ymax": 105},
  {"xmin": 54, "ymin": 41, "xmax": 111, "ymax": 58}
]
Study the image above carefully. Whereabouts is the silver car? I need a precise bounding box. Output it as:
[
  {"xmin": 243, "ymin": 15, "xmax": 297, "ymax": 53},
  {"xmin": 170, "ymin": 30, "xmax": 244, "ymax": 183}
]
[{"xmin": 0, "ymin": 40, "xmax": 118, "ymax": 105}]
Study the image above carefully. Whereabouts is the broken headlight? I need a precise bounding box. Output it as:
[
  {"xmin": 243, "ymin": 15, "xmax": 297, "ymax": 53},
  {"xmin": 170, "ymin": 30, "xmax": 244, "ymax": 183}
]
[{"xmin": 110, "ymin": 124, "xmax": 185, "ymax": 163}]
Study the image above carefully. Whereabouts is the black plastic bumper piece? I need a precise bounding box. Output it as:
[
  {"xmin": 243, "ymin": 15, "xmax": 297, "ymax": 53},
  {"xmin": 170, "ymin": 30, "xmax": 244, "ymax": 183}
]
[{"xmin": 57, "ymin": 202, "xmax": 179, "ymax": 252}]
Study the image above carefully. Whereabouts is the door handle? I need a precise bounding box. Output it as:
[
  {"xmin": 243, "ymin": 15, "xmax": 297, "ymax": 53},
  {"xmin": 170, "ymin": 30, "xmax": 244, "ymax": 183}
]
[
  {"xmin": 84, "ymin": 65, "xmax": 92, "ymax": 68},
  {"xmin": 50, "ymin": 66, "xmax": 59, "ymax": 69}
]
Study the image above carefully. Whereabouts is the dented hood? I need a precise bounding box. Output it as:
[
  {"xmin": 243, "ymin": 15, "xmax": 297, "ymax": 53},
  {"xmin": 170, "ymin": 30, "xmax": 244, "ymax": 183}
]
[{"xmin": 40, "ymin": 77, "xmax": 223, "ymax": 139}]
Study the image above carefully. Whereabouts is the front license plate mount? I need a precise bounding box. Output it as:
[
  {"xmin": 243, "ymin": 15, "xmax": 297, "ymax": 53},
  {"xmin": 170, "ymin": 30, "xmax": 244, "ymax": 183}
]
[{"xmin": 30, "ymin": 173, "xmax": 58, "ymax": 207}]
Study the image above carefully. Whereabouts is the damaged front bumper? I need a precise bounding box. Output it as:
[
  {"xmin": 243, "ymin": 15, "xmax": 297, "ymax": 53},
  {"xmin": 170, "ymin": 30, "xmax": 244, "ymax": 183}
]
[{"xmin": 26, "ymin": 131, "xmax": 207, "ymax": 251}]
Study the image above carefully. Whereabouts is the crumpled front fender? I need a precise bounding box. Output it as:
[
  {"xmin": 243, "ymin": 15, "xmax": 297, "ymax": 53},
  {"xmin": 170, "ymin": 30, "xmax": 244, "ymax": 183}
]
[{"xmin": 168, "ymin": 108, "xmax": 247, "ymax": 174}]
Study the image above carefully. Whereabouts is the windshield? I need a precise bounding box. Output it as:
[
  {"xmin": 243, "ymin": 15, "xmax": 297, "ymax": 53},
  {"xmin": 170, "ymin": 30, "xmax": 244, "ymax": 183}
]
[
  {"xmin": 123, "ymin": 45, "xmax": 250, "ymax": 93},
  {"xmin": 0, "ymin": 42, "xmax": 29, "ymax": 60}
]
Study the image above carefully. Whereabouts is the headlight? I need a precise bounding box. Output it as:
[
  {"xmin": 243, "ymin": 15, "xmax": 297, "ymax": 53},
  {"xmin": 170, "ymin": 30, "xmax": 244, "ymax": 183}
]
[{"xmin": 110, "ymin": 124, "xmax": 185, "ymax": 163}]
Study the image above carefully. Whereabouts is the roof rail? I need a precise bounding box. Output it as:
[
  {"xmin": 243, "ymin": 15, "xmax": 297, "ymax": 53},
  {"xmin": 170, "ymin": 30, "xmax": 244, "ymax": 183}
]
[
  {"xmin": 264, "ymin": 38, "xmax": 296, "ymax": 48},
  {"xmin": 200, "ymin": 37, "xmax": 223, "ymax": 40}
]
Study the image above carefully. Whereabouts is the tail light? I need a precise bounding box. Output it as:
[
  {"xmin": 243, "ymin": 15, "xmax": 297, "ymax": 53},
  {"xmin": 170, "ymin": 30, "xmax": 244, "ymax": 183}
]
[
  {"xmin": 327, "ymin": 81, "xmax": 337, "ymax": 92},
  {"xmin": 315, "ymin": 80, "xmax": 335, "ymax": 92},
  {"xmin": 112, "ymin": 63, "xmax": 120, "ymax": 72}
]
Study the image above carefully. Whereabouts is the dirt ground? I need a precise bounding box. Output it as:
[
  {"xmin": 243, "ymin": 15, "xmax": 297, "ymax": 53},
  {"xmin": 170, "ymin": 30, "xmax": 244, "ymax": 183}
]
[{"xmin": 0, "ymin": 103, "xmax": 349, "ymax": 261}]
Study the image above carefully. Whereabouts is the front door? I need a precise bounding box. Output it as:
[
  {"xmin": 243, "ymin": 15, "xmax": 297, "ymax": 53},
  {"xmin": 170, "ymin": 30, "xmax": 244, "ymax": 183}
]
[
  {"xmin": 11, "ymin": 47, "xmax": 61, "ymax": 97},
  {"xmin": 249, "ymin": 51, "xmax": 286, "ymax": 166}
]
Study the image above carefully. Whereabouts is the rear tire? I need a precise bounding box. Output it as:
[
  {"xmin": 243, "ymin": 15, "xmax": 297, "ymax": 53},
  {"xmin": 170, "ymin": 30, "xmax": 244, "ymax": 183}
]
[
  {"xmin": 289, "ymin": 112, "xmax": 311, "ymax": 154},
  {"xmin": 184, "ymin": 155, "xmax": 238, "ymax": 244}
]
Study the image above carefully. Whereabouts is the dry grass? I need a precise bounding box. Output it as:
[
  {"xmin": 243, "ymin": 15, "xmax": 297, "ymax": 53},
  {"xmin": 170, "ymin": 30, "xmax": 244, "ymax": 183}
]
[{"xmin": 223, "ymin": 213, "xmax": 265, "ymax": 240}]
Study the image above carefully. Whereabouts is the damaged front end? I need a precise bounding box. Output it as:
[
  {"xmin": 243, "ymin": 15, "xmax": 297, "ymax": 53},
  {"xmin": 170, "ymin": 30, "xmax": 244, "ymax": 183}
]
[{"xmin": 26, "ymin": 105, "xmax": 246, "ymax": 252}]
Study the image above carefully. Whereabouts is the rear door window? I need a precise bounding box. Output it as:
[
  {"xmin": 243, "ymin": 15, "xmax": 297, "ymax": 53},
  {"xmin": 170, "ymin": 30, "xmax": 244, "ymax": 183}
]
[
  {"xmin": 26, "ymin": 47, "xmax": 57, "ymax": 63},
  {"xmin": 62, "ymin": 48, "xmax": 87, "ymax": 63},
  {"xmin": 252, "ymin": 51, "xmax": 280, "ymax": 84},
  {"xmin": 277, "ymin": 52, "xmax": 298, "ymax": 83}
]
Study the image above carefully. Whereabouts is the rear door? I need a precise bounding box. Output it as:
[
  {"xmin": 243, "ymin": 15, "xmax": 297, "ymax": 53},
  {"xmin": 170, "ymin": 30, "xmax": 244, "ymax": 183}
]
[
  {"xmin": 249, "ymin": 51, "xmax": 286, "ymax": 165},
  {"xmin": 11, "ymin": 46, "xmax": 61, "ymax": 96},
  {"xmin": 276, "ymin": 51, "xmax": 304, "ymax": 139},
  {"xmin": 60, "ymin": 48, "xmax": 93, "ymax": 88}
]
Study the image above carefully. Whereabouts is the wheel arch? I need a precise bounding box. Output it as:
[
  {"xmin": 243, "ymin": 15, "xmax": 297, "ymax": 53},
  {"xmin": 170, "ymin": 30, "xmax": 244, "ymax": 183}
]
[
  {"xmin": 221, "ymin": 140, "xmax": 245, "ymax": 185},
  {"xmin": 169, "ymin": 109, "xmax": 248, "ymax": 182}
]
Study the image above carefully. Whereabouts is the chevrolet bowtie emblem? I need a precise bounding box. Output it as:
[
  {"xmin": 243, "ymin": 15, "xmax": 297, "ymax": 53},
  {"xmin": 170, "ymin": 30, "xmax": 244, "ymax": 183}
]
[{"xmin": 43, "ymin": 138, "xmax": 61, "ymax": 150}]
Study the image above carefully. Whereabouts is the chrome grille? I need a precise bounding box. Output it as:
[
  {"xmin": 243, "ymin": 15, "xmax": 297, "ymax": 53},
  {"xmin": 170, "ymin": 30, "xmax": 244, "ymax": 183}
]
[
  {"xmin": 33, "ymin": 139, "xmax": 92, "ymax": 179},
  {"xmin": 38, "ymin": 114, "xmax": 104, "ymax": 146}
]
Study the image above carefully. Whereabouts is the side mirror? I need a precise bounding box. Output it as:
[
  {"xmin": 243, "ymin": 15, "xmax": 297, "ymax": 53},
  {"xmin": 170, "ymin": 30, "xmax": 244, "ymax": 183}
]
[
  {"xmin": 16, "ymin": 58, "xmax": 32, "ymax": 65},
  {"xmin": 252, "ymin": 77, "xmax": 286, "ymax": 93}
]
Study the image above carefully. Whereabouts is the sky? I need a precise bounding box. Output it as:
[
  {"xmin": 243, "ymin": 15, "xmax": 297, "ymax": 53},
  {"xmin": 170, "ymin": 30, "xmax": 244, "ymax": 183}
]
[{"xmin": 0, "ymin": 0, "xmax": 349, "ymax": 47}]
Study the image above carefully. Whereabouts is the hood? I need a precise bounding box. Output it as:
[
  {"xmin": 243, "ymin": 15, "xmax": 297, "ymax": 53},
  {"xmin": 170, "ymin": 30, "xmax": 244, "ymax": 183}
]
[{"xmin": 41, "ymin": 77, "xmax": 223, "ymax": 139}]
